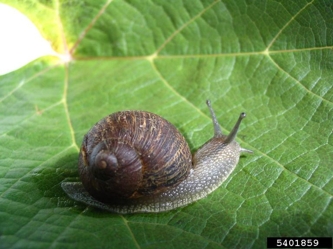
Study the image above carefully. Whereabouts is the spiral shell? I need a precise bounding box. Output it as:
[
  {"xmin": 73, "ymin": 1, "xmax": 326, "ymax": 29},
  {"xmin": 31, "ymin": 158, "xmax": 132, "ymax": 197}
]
[{"xmin": 78, "ymin": 110, "xmax": 192, "ymax": 203}]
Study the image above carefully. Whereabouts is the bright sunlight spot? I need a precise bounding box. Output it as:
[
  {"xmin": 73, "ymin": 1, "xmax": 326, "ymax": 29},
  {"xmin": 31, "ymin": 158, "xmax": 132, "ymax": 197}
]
[{"xmin": 0, "ymin": 4, "xmax": 65, "ymax": 76}]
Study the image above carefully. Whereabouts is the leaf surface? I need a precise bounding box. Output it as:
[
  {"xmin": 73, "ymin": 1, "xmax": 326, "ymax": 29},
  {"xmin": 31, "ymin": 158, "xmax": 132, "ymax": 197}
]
[{"xmin": 0, "ymin": 0, "xmax": 332, "ymax": 248}]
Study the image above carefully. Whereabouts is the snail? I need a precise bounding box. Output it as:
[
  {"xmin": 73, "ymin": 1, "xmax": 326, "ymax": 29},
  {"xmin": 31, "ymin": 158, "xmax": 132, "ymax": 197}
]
[{"xmin": 61, "ymin": 100, "xmax": 252, "ymax": 213}]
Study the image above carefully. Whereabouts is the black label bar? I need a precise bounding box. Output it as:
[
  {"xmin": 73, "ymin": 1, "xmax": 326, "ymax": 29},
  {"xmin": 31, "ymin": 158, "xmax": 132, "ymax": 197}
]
[{"xmin": 267, "ymin": 237, "xmax": 332, "ymax": 248}]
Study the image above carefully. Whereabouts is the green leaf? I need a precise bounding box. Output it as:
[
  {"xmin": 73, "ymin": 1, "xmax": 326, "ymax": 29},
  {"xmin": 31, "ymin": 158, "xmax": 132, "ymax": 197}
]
[{"xmin": 0, "ymin": 0, "xmax": 332, "ymax": 248}]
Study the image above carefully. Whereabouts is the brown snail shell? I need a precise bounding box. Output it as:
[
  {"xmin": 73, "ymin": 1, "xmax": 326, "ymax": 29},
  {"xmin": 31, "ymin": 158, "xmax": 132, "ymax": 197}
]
[
  {"xmin": 79, "ymin": 110, "xmax": 192, "ymax": 202},
  {"xmin": 62, "ymin": 100, "xmax": 252, "ymax": 213}
]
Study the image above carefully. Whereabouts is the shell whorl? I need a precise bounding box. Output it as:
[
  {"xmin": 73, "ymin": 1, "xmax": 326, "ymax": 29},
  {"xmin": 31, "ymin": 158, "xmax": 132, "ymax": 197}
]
[{"xmin": 78, "ymin": 110, "xmax": 193, "ymax": 203}]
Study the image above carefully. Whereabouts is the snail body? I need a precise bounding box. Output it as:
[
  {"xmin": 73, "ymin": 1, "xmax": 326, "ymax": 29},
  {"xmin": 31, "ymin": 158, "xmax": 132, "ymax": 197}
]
[{"xmin": 62, "ymin": 101, "xmax": 251, "ymax": 213}]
